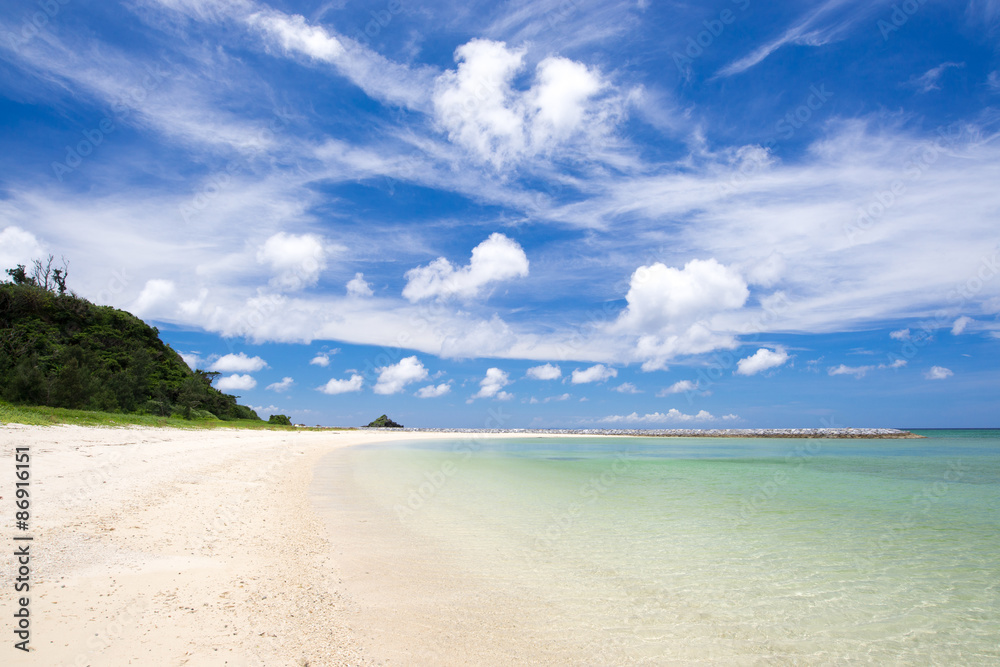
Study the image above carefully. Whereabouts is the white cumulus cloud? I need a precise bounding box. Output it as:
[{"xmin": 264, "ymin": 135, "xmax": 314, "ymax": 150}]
[
  {"xmin": 528, "ymin": 56, "xmax": 605, "ymax": 149},
  {"xmin": 256, "ymin": 232, "xmax": 327, "ymax": 291},
  {"xmin": 432, "ymin": 40, "xmax": 609, "ymax": 168},
  {"xmin": 346, "ymin": 272, "xmax": 374, "ymax": 297},
  {"xmin": 403, "ymin": 233, "xmax": 528, "ymax": 302},
  {"xmin": 925, "ymin": 366, "xmax": 953, "ymax": 380},
  {"xmin": 890, "ymin": 328, "xmax": 911, "ymax": 340},
  {"xmin": 266, "ymin": 377, "xmax": 294, "ymax": 392},
  {"xmin": 318, "ymin": 374, "xmax": 364, "ymax": 395},
  {"xmin": 130, "ymin": 279, "xmax": 175, "ymax": 318},
  {"xmin": 472, "ymin": 367, "xmax": 511, "ymax": 399},
  {"xmin": 735, "ymin": 348, "xmax": 789, "ymax": 376},
  {"xmin": 600, "ymin": 409, "xmax": 719, "ymax": 424},
  {"xmin": 216, "ymin": 374, "xmax": 257, "ymax": 392},
  {"xmin": 571, "ymin": 364, "xmax": 617, "ymax": 384},
  {"xmin": 657, "ymin": 380, "xmax": 698, "ymax": 396},
  {"xmin": 615, "ymin": 258, "xmax": 749, "ymax": 370},
  {"xmin": 210, "ymin": 353, "xmax": 268, "ymax": 373},
  {"xmin": 374, "ymin": 356, "xmax": 428, "ymax": 395},
  {"xmin": 415, "ymin": 383, "xmax": 451, "ymax": 398},
  {"xmin": 179, "ymin": 352, "xmax": 202, "ymax": 371},
  {"xmin": 0, "ymin": 226, "xmax": 45, "ymax": 271},
  {"xmin": 526, "ymin": 363, "xmax": 561, "ymax": 380},
  {"xmin": 612, "ymin": 382, "xmax": 641, "ymax": 394},
  {"xmin": 618, "ymin": 259, "xmax": 749, "ymax": 331},
  {"xmin": 310, "ymin": 352, "xmax": 332, "ymax": 367}
]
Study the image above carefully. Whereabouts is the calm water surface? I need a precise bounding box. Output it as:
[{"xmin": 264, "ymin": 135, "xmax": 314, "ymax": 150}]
[{"xmin": 316, "ymin": 430, "xmax": 1000, "ymax": 664}]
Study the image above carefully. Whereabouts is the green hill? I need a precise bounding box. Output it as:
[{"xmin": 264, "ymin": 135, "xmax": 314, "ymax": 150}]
[{"xmin": 0, "ymin": 270, "xmax": 259, "ymax": 421}]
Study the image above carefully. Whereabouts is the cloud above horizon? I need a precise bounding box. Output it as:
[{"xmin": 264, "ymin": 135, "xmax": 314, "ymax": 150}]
[
  {"xmin": 599, "ymin": 409, "xmax": 736, "ymax": 424},
  {"xmin": 736, "ymin": 348, "xmax": 790, "ymax": 376},
  {"xmin": 266, "ymin": 376, "xmax": 295, "ymax": 392},
  {"xmin": 210, "ymin": 353, "xmax": 269, "ymax": 373},
  {"xmin": 403, "ymin": 234, "xmax": 529, "ymax": 302},
  {"xmin": 571, "ymin": 364, "xmax": 618, "ymax": 384},
  {"xmin": 216, "ymin": 373, "xmax": 257, "ymax": 392},
  {"xmin": 925, "ymin": 366, "xmax": 954, "ymax": 380},
  {"xmin": 432, "ymin": 39, "xmax": 611, "ymax": 168},
  {"xmin": 526, "ymin": 363, "xmax": 562, "ymax": 380},
  {"xmin": 374, "ymin": 356, "xmax": 429, "ymax": 395},
  {"xmin": 0, "ymin": 0, "xmax": 996, "ymax": 426},
  {"xmin": 472, "ymin": 367, "xmax": 512, "ymax": 400},
  {"xmin": 318, "ymin": 374, "xmax": 364, "ymax": 395}
]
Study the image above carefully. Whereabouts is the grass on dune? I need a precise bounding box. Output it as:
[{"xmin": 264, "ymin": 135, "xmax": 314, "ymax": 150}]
[{"xmin": 0, "ymin": 402, "xmax": 345, "ymax": 431}]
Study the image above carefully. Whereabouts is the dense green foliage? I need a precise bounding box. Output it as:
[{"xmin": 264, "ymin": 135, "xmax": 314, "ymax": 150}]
[
  {"xmin": 367, "ymin": 414, "xmax": 402, "ymax": 428},
  {"xmin": 0, "ymin": 281, "xmax": 260, "ymax": 421},
  {"xmin": 268, "ymin": 414, "xmax": 292, "ymax": 426}
]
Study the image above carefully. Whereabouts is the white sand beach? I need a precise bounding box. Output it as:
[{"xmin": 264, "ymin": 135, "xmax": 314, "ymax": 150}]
[
  {"xmin": 0, "ymin": 424, "xmax": 510, "ymax": 666},
  {"xmin": 6, "ymin": 424, "xmax": 992, "ymax": 666}
]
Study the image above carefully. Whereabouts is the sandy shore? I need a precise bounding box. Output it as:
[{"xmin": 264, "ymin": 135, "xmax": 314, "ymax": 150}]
[
  {"xmin": 0, "ymin": 424, "xmax": 498, "ymax": 666},
  {"xmin": 0, "ymin": 424, "xmax": 923, "ymax": 665}
]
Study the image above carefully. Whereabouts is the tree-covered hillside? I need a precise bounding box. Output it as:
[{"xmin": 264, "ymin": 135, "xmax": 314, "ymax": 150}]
[{"xmin": 0, "ymin": 263, "xmax": 259, "ymax": 421}]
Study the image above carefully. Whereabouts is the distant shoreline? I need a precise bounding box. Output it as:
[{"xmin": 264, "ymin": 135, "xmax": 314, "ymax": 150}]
[{"xmin": 357, "ymin": 427, "xmax": 925, "ymax": 438}]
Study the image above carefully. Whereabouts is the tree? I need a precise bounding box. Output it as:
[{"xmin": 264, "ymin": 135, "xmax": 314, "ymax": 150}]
[
  {"xmin": 5, "ymin": 265, "xmax": 32, "ymax": 286},
  {"xmin": 194, "ymin": 369, "xmax": 221, "ymax": 386},
  {"xmin": 268, "ymin": 414, "xmax": 292, "ymax": 426},
  {"xmin": 4, "ymin": 256, "xmax": 70, "ymax": 294},
  {"xmin": 0, "ymin": 278, "xmax": 261, "ymax": 421},
  {"xmin": 53, "ymin": 266, "xmax": 68, "ymax": 295}
]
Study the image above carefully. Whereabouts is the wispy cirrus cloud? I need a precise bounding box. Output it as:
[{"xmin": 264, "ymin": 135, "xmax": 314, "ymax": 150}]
[
  {"xmin": 717, "ymin": 0, "xmax": 875, "ymax": 78},
  {"xmin": 908, "ymin": 62, "xmax": 965, "ymax": 93},
  {"xmin": 1, "ymin": 0, "xmax": 997, "ymax": 428}
]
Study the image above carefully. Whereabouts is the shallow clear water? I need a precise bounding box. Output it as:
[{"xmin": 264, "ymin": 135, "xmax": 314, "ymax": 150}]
[{"xmin": 315, "ymin": 431, "xmax": 1000, "ymax": 664}]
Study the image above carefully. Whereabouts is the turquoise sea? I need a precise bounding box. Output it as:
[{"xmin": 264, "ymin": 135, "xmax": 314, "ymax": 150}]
[{"xmin": 312, "ymin": 430, "xmax": 1000, "ymax": 664}]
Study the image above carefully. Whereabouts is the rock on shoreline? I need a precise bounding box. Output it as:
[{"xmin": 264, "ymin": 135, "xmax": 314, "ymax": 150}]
[{"xmin": 356, "ymin": 427, "xmax": 924, "ymax": 438}]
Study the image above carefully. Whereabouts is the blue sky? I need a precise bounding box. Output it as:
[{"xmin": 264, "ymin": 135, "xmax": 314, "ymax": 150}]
[{"xmin": 1, "ymin": 0, "xmax": 998, "ymax": 428}]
